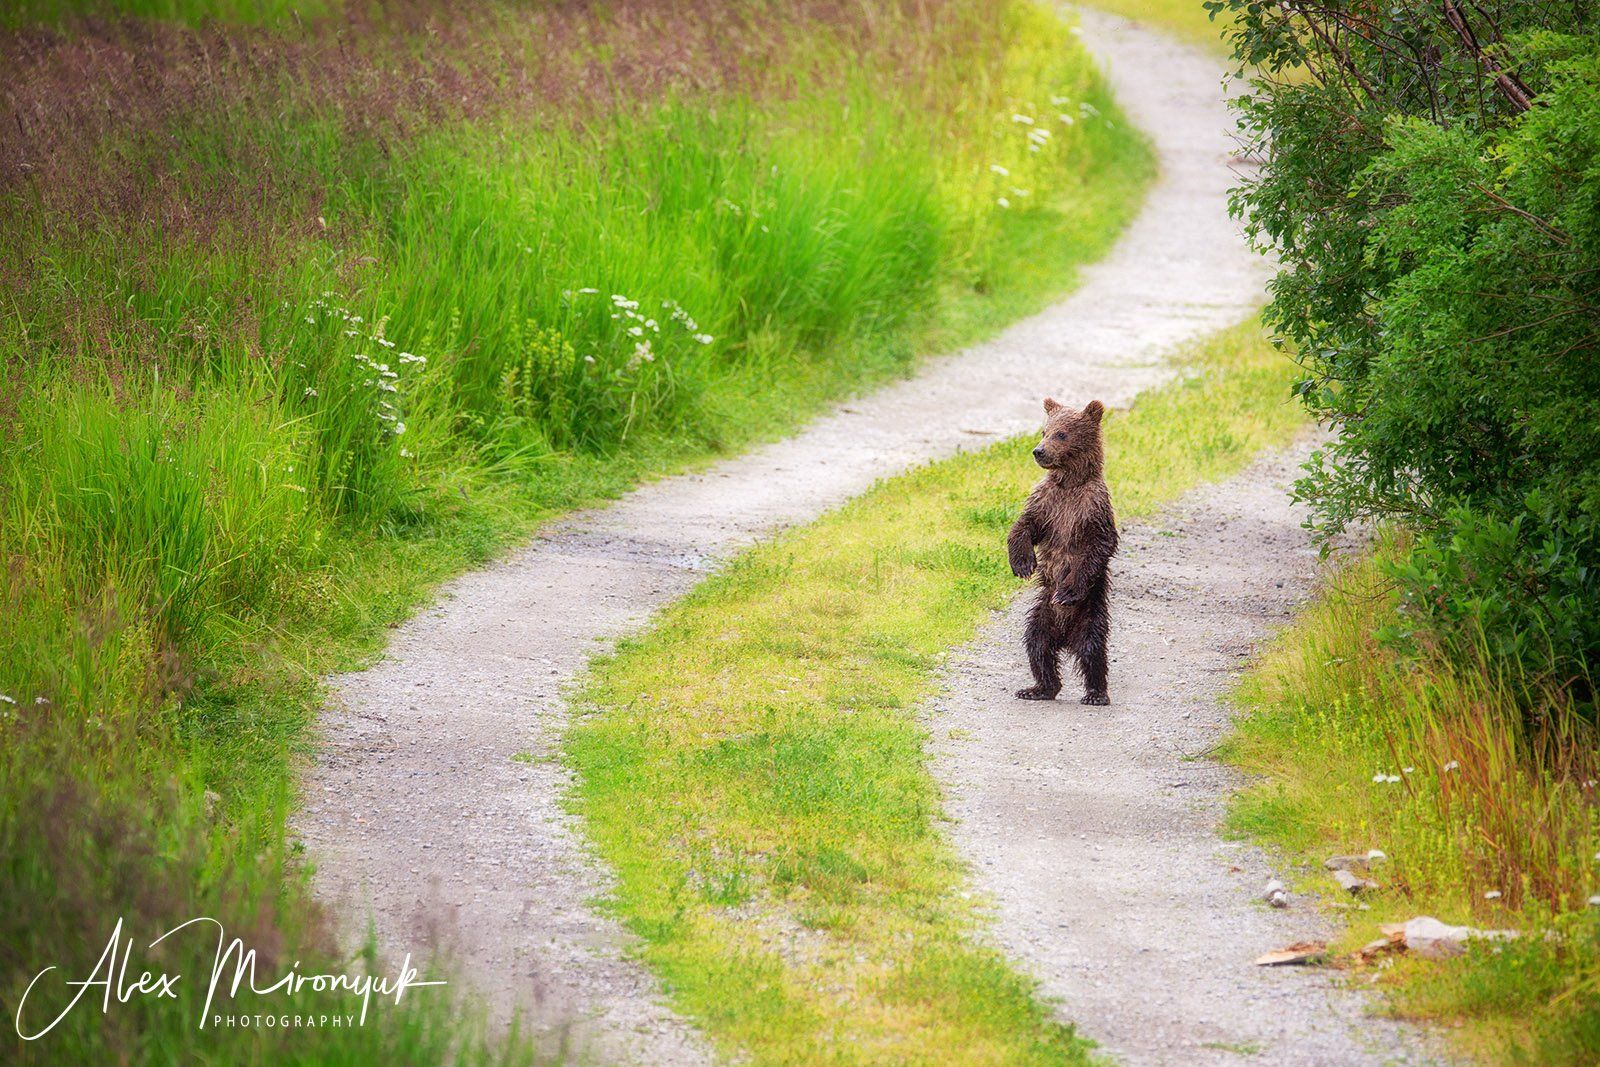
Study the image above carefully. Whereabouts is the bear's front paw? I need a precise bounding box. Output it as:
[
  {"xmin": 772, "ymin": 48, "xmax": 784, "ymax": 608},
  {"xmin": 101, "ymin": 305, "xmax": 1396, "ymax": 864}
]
[
  {"xmin": 1052, "ymin": 586, "xmax": 1085, "ymax": 606},
  {"xmin": 1015, "ymin": 685, "xmax": 1060, "ymax": 701},
  {"xmin": 1010, "ymin": 553, "xmax": 1036, "ymax": 580},
  {"xmin": 1080, "ymin": 692, "xmax": 1110, "ymax": 706}
]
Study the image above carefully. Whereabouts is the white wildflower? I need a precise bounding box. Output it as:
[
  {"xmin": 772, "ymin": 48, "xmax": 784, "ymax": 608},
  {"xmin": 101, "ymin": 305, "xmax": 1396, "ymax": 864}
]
[
  {"xmin": 0, "ymin": 695, "xmax": 14, "ymax": 705},
  {"xmin": 1011, "ymin": 113, "xmax": 1034, "ymax": 125},
  {"xmin": 1059, "ymin": 113, "xmax": 1076, "ymax": 126},
  {"xmin": 579, "ymin": 287, "xmax": 599, "ymax": 295},
  {"xmin": 304, "ymin": 315, "xmax": 316, "ymax": 325},
  {"xmin": 1443, "ymin": 760, "xmax": 1460, "ymax": 772},
  {"xmin": 694, "ymin": 333, "xmax": 714, "ymax": 345},
  {"xmin": 303, "ymin": 387, "xmax": 318, "ymax": 398},
  {"xmin": 628, "ymin": 326, "xmax": 644, "ymax": 338},
  {"xmin": 1050, "ymin": 94, "xmax": 1071, "ymax": 106},
  {"xmin": 997, "ymin": 197, "xmax": 1011, "ymax": 209},
  {"xmin": 989, "ymin": 163, "xmax": 1010, "ymax": 176},
  {"xmin": 393, "ymin": 422, "xmax": 406, "ymax": 435},
  {"xmin": 378, "ymin": 338, "xmax": 396, "ymax": 348},
  {"xmin": 584, "ymin": 355, "xmax": 596, "ymax": 364}
]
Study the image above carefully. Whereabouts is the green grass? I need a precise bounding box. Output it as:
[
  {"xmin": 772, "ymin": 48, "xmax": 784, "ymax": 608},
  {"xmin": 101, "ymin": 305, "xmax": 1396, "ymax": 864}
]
[
  {"xmin": 568, "ymin": 319, "xmax": 1305, "ymax": 1064},
  {"xmin": 0, "ymin": 2, "xmax": 1153, "ymax": 1061},
  {"xmin": 1, "ymin": 0, "xmax": 340, "ymax": 26},
  {"xmin": 1222, "ymin": 541, "xmax": 1600, "ymax": 1064},
  {"xmin": 1080, "ymin": 0, "xmax": 1231, "ymax": 53}
]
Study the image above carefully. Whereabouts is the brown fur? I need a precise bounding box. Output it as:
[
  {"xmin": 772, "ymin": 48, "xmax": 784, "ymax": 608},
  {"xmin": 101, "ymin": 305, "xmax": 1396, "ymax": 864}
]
[{"xmin": 1006, "ymin": 397, "xmax": 1117, "ymax": 703}]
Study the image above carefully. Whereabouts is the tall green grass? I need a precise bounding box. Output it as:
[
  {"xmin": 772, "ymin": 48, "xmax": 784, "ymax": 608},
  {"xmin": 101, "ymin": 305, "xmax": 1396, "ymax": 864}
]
[{"xmin": 0, "ymin": 1, "xmax": 1152, "ymax": 1061}]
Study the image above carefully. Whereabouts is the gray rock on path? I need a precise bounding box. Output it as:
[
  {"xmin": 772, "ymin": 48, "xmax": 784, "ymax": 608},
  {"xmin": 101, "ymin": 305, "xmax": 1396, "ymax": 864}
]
[
  {"xmin": 1333, "ymin": 869, "xmax": 1381, "ymax": 895},
  {"xmin": 1398, "ymin": 917, "xmax": 1519, "ymax": 961}
]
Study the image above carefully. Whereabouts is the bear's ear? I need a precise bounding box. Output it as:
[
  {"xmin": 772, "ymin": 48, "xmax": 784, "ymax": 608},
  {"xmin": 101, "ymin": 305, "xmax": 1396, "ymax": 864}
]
[
  {"xmin": 1043, "ymin": 397, "xmax": 1063, "ymax": 415},
  {"xmin": 1083, "ymin": 399, "xmax": 1105, "ymax": 422}
]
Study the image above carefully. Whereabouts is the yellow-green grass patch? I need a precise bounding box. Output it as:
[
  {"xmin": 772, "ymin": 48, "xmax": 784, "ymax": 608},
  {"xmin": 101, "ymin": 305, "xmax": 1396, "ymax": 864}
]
[{"xmin": 1081, "ymin": 0, "xmax": 1232, "ymax": 54}]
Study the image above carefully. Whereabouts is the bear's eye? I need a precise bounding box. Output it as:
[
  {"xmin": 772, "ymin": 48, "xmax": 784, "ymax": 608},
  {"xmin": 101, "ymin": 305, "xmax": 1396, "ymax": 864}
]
[{"xmin": 1053, "ymin": 432, "xmax": 1067, "ymax": 441}]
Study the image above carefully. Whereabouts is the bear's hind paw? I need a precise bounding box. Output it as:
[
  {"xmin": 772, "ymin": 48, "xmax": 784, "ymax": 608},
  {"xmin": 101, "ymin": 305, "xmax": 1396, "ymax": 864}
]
[
  {"xmin": 1015, "ymin": 685, "xmax": 1060, "ymax": 701},
  {"xmin": 1080, "ymin": 692, "xmax": 1110, "ymax": 706}
]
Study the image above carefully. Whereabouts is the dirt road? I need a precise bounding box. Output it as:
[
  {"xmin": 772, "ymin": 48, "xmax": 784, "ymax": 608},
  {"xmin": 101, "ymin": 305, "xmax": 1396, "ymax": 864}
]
[
  {"xmin": 928, "ymin": 441, "xmax": 1430, "ymax": 1065},
  {"xmin": 293, "ymin": 8, "xmax": 1273, "ymax": 1062}
]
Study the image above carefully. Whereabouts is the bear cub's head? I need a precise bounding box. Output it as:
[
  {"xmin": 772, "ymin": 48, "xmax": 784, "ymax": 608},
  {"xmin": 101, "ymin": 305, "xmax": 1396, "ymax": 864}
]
[{"xmin": 1031, "ymin": 397, "xmax": 1105, "ymax": 474}]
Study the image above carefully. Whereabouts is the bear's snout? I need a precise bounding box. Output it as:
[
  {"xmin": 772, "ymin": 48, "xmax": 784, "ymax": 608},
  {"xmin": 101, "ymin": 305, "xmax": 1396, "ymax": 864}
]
[{"xmin": 1032, "ymin": 446, "xmax": 1048, "ymax": 466}]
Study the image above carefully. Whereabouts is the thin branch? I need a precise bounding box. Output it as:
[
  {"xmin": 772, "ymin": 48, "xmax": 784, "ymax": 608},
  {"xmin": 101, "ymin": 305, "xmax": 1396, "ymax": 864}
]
[
  {"xmin": 1473, "ymin": 183, "xmax": 1572, "ymax": 245},
  {"xmin": 1441, "ymin": 0, "xmax": 1537, "ymax": 112}
]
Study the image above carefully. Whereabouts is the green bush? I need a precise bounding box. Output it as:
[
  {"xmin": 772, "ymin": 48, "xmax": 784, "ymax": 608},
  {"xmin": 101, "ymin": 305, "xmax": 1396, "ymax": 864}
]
[{"xmin": 1216, "ymin": 2, "xmax": 1600, "ymax": 691}]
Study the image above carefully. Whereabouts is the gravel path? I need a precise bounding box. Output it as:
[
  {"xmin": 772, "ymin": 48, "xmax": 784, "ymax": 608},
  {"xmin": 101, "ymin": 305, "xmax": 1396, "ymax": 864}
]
[
  {"xmin": 928, "ymin": 441, "xmax": 1433, "ymax": 1065},
  {"xmin": 293, "ymin": 8, "xmax": 1270, "ymax": 1063}
]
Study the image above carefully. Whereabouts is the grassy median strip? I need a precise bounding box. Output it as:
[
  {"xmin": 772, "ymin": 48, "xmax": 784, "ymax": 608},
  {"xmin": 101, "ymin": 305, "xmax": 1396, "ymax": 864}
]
[
  {"xmin": 568, "ymin": 320, "xmax": 1305, "ymax": 1064},
  {"xmin": 1080, "ymin": 0, "xmax": 1230, "ymax": 53}
]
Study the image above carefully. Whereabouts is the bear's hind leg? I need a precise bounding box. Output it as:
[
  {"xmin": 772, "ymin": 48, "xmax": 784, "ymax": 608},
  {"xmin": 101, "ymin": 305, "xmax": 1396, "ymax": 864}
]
[
  {"xmin": 1073, "ymin": 604, "xmax": 1110, "ymax": 706},
  {"xmin": 1016, "ymin": 595, "xmax": 1062, "ymax": 700}
]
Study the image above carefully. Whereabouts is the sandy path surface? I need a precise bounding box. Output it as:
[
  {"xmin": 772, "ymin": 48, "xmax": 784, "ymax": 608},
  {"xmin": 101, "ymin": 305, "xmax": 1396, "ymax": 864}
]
[
  {"xmin": 292, "ymin": 8, "xmax": 1269, "ymax": 1063},
  {"xmin": 928, "ymin": 441, "xmax": 1432, "ymax": 1065}
]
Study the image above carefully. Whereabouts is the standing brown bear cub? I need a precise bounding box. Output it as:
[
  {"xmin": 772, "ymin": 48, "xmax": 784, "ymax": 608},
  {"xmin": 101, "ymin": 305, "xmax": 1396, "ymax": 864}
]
[{"xmin": 1007, "ymin": 397, "xmax": 1117, "ymax": 704}]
